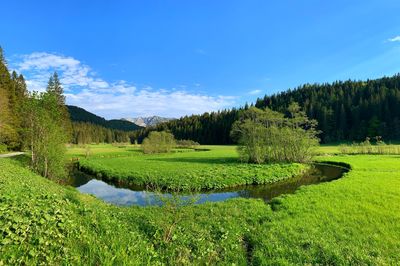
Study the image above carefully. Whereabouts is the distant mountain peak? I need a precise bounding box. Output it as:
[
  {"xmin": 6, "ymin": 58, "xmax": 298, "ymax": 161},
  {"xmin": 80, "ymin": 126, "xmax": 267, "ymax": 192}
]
[{"xmin": 122, "ymin": 116, "xmax": 173, "ymax": 127}]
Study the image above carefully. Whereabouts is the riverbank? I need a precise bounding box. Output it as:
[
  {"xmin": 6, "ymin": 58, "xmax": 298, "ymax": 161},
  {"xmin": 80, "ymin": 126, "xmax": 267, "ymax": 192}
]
[
  {"xmin": 1, "ymin": 151, "xmax": 399, "ymax": 264},
  {"xmin": 74, "ymin": 145, "xmax": 307, "ymax": 190}
]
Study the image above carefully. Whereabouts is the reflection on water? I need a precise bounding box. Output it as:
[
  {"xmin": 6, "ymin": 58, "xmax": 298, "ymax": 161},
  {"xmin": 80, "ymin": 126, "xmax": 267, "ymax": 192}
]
[{"xmin": 69, "ymin": 163, "xmax": 348, "ymax": 207}]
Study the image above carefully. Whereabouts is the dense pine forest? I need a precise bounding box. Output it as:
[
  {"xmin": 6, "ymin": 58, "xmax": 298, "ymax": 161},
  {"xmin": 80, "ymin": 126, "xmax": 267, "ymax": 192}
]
[
  {"xmin": 134, "ymin": 109, "xmax": 240, "ymax": 144},
  {"xmin": 135, "ymin": 75, "xmax": 400, "ymax": 144},
  {"xmin": 71, "ymin": 122, "xmax": 132, "ymax": 144},
  {"xmin": 67, "ymin": 105, "xmax": 142, "ymax": 131},
  {"xmin": 0, "ymin": 47, "xmax": 28, "ymax": 151},
  {"xmin": 68, "ymin": 105, "xmax": 142, "ymax": 144},
  {"xmin": 255, "ymin": 76, "xmax": 400, "ymax": 142}
]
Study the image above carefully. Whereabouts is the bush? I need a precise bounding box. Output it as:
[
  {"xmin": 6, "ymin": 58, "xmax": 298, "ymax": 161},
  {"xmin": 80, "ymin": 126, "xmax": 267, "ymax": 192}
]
[
  {"xmin": 231, "ymin": 103, "xmax": 319, "ymax": 164},
  {"xmin": 142, "ymin": 131, "xmax": 176, "ymax": 154},
  {"xmin": 0, "ymin": 143, "xmax": 7, "ymax": 153},
  {"xmin": 176, "ymin": 139, "xmax": 200, "ymax": 149}
]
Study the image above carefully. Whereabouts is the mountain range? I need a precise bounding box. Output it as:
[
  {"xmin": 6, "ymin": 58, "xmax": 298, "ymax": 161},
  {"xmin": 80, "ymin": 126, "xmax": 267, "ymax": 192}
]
[{"xmin": 122, "ymin": 116, "xmax": 173, "ymax": 127}]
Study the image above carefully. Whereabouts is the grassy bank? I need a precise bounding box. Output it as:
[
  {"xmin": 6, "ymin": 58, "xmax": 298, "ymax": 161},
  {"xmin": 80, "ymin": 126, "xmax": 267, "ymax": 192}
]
[
  {"xmin": 73, "ymin": 145, "xmax": 306, "ymax": 190},
  {"xmin": 1, "ymin": 150, "xmax": 400, "ymax": 264}
]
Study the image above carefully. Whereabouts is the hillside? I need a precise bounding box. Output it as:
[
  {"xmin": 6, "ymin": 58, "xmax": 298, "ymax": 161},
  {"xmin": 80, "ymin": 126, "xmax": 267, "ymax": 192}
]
[
  {"xmin": 135, "ymin": 74, "xmax": 400, "ymax": 144},
  {"xmin": 67, "ymin": 105, "xmax": 143, "ymax": 131},
  {"xmin": 255, "ymin": 75, "xmax": 400, "ymax": 142}
]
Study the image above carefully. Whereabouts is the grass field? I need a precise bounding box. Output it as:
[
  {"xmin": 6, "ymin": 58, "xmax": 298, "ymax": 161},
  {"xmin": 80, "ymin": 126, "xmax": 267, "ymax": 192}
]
[
  {"xmin": 1, "ymin": 146, "xmax": 400, "ymax": 264},
  {"xmin": 72, "ymin": 145, "xmax": 306, "ymax": 190}
]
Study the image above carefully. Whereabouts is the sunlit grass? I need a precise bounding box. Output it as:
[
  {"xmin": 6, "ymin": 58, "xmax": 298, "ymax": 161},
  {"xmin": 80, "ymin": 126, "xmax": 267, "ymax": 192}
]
[
  {"xmin": 75, "ymin": 145, "xmax": 305, "ymax": 190},
  {"xmin": 2, "ymin": 146, "xmax": 400, "ymax": 264}
]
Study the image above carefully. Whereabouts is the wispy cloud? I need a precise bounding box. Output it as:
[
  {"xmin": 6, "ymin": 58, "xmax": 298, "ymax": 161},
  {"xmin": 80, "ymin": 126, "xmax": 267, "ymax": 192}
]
[
  {"xmin": 12, "ymin": 52, "xmax": 235, "ymax": 118},
  {"xmin": 248, "ymin": 89, "xmax": 262, "ymax": 95},
  {"xmin": 15, "ymin": 52, "xmax": 110, "ymax": 92},
  {"xmin": 387, "ymin": 36, "xmax": 400, "ymax": 42}
]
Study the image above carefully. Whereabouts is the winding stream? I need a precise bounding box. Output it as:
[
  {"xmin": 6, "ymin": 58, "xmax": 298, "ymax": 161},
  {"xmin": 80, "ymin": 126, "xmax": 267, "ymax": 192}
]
[{"xmin": 67, "ymin": 163, "xmax": 349, "ymax": 207}]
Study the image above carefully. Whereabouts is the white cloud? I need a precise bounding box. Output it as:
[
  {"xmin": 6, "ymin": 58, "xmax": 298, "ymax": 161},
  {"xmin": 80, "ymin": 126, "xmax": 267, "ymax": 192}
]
[
  {"xmin": 388, "ymin": 36, "xmax": 400, "ymax": 42},
  {"xmin": 12, "ymin": 52, "xmax": 236, "ymax": 118},
  {"xmin": 248, "ymin": 89, "xmax": 262, "ymax": 95},
  {"xmin": 65, "ymin": 89, "xmax": 235, "ymax": 119},
  {"xmin": 15, "ymin": 52, "xmax": 110, "ymax": 91}
]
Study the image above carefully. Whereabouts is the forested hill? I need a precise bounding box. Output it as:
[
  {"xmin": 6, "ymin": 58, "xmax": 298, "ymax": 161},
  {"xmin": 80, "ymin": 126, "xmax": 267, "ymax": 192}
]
[
  {"xmin": 135, "ymin": 74, "xmax": 400, "ymax": 144},
  {"xmin": 134, "ymin": 109, "xmax": 241, "ymax": 145},
  {"xmin": 255, "ymin": 75, "xmax": 400, "ymax": 142},
  {"xmin": 67, "ymin": 105, "xmax": 143, "ymax": 131}
]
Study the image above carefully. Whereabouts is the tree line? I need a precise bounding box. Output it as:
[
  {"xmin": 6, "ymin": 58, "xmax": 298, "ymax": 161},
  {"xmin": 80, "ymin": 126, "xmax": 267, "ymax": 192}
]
[
  {"xmin": 133, "ymin": 108, "xmax": 241, "ymax": 144},
  {"xmin": 0, "ymin": 46, "xmax": 71, "ymax": 179},
  {"xmin": 135, "ymin": 75, "xmax": 400, "ymax": 144},
  {"xmin": 71, "ymin": 122, "xmax": 132, "ymax": 144},
  {"xmin": 67, "ymin": 105, "xmax": 142, "ymax": 131},
  {"xmin": 0, "ymin": 47, "xmax": 28, "ymax": 151},
  {"xmin": 255, "ymin": 76, "xmax": 400, "ymax": 142}
]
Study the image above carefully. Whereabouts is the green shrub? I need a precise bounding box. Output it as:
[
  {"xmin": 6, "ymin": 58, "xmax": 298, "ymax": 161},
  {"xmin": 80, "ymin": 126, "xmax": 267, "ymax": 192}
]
[
  {"xmin": 176, "ymin": 139, "xmax": 200, "ymax": 149},
  {"xmin": 142, "ymin": 131, "xmax": 176, "ymax": 154},
  {"xmin": 0, "ymin": 143, "xmax": 7, "ymax": 153},
  {"xmin": 231, "ymin": 103, "xmax": 319, "ymax": 164}
]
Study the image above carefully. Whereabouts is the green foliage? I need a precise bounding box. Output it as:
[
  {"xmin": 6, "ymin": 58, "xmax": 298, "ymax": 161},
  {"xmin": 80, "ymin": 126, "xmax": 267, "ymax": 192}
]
[
  {"xmin": 142, "ymin": 131, "xmax": 176, "ymax": 154},
  {"xmin": 256, "ymin": 75, "xmax": 400, "ymax": 142},
  {"xmin": 231, "ymin": 104, "xmax": 319, "ymax": 163},
  {"xmin": 175, "ymin": 139, "xmax": 200, "ymax": 148},
  {"xmin": 23, "ymin": 91, "xmax": 69, "ymax": 179},
  {"xmin": 71, "ymin": 122, "xmax": 131, "ymax": 144},
  {"xmin": 0, "ymin": 46, "xmax": 28, "ymax": 150},
  {"xmin": 136, "ymin": 74, "xmax": 400, "ymax": 145},
  {"xmin": 0, "ymin": 143, "xmax": 7, "ymax": 153},
  {"xmin": 1, "ymin": 150, "xmax": 400, "ymax": 264},
  {"xmin": 46, "ymin": 72, "xmax": 65, "ymax": 106},
  {"xmin": 67, "ymin": 105, "xmax": 142, "ymax": 131},
  {"xmin": 134, "ymin": 108, "xmax": 240, "ymax": 145},
  {"xmin": 77, "ymin": 145, "xmax": 306, "ymax": 190}
]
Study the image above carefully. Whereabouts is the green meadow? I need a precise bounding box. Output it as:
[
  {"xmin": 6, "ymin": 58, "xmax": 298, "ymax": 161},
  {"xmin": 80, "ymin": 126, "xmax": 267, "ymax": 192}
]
[
  {"xmin": 71, "ymin": 145, "xmax": 306, "ymax": 190},
  {"xmin": 1, "ymin": 145, "xmax": 400, "ymax": 264}
]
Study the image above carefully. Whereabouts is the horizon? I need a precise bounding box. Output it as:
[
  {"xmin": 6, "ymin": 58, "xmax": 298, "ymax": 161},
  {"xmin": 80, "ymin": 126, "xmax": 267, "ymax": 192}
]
[
  {"xmin": 66, "ymin": 72, "xmax": 400, "ymax": 121},
  {"xmin": 2, "ymin": 0, "xmax": 400, "ymax": 119}
]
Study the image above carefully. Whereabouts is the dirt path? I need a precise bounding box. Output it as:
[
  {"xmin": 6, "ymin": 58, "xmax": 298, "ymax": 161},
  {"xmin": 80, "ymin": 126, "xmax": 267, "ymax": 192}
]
[{"xmin": 0, "ymin": 152, "xmax": 25, "ymax": 158}]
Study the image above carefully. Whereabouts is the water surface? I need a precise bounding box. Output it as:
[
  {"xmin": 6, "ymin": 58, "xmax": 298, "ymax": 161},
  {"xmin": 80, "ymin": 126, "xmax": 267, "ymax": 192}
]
[{"xmin": 68, "ymin": 163, "xmax": 348, "ymax": 206}]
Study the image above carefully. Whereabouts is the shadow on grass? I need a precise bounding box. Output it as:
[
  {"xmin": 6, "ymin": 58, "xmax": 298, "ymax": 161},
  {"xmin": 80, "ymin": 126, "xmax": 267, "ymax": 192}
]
[{"xmin": 9, "ymin": 154, "xmax": 31, "ymax": 166}]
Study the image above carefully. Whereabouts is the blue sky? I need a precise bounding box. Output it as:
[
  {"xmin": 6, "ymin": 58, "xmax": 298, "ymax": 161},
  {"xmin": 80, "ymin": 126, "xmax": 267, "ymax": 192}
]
[{"xmin": 1, "ymin": 0, "xmax": 400, "ymax": 118}]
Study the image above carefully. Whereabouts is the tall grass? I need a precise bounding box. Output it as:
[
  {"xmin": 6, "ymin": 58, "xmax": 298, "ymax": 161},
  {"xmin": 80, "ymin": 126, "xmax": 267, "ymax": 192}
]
[{"xmin": 339, "ymin": 137, "xmax": 400, "ymax": 155}]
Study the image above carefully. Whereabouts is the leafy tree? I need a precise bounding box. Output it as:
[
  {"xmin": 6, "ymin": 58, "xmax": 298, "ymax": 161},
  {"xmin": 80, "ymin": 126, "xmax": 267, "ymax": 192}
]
[
  {"xmin": 142, "ymin": 131, "xmax": 176, "ymax": 154},
  {"xmin": 231, "ymin": 104, "xmax": 319, "ymax": 163},
  {"xmin": 23, "ymin": 91, "xmax": 69, "ymax": 179}
]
